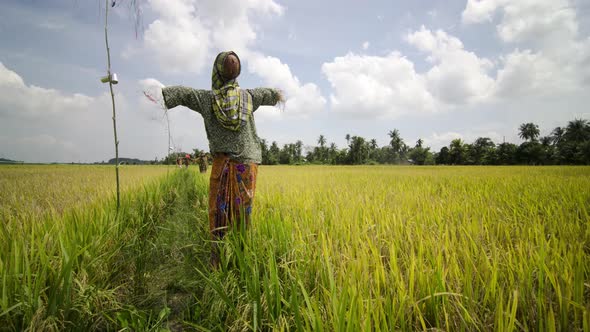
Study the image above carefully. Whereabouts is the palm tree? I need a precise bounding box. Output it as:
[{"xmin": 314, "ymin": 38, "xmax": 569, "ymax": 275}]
[
  {"xmin": 551, "ymin": 126, "xmax": 565, "ymax": 145},
  {"xmin": 416, "ymin": 138, "xmax": 423, "ymax": 148},
  {"xmin": 317, "ymin": 135, "xmax": 326, "ymax": 148},
  {"xmin": 449, "ymin": 139, "xmax": 465, "ymax": 164},
  {"xmin": 564, "ymin": 119, "xmax": 590, "ymax": 142},
  {"xmin": 518, "ymin": 123, "xmax": 540, "ymax": 142},
  {"xmin": 369, "ymin": 139, "xmax": 378, "ymax": 150},
  {"xmin": 540, "ymin": 136, "xmax": 552, "ymax": 146},
  {"xmin": 294, "ymin": 140, "xmax": 303, "ymax": 162},
  {"xmin": 349, "ymin": 136, "xmax": 368, "ymax": 164},
  {"xmin": 345, "ymin": 134, "xmax": 351, "ymax": 146},
  {"xmin": 388, "ymin": 129, "xmax": 404, "ymax": 153},
  {"xmin": 368, "ymin": 139, "xmax": 378, "ymax": 160},
  {"xmin": 329, "ymin": 142, "xmax": 337, "ymax": 163},
  {"xmin": 317, "ymin": 134, "xmax": 327, "ymax": 161}
]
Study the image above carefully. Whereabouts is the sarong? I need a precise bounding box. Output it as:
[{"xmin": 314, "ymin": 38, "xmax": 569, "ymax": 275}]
[{"xmin": 208, "ymin": 154, "xmax": 258, "ymax": 241}]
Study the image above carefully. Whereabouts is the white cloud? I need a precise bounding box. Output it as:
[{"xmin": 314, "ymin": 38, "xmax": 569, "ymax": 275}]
[
  {"xmin": 135, "ymin": 0, "xmax": 322, "ymax": 118},
  {"xmin": 461, "ymin": 0, "xmax": 502, "ymax": 24},
  {"xmin": 322, "ymin": 27, "xmax": 494, "ymax": 117},
  {"xmin": 139, "ymin": 0, "xmax": 284, "ymax": 74},
  {"xmin": 424, "ymin": 130, "xmax": 504, "ymax": 150},
  {"xmin": 362, "ymin": 41, "xmax": 369, "ymax": 50},
  {"xmin": 245, "ymin": 52, "xmax": 326, "ymax": 117},
  {"xmin": 0, "ymin": 62, "xmax": 181, "ymax": 163},
  {"xmin": 0, "ymin": 62, "xmax": 93, "ymax": 118},
  {"xmin": 462, "ymin": 0, "xmax": 578, "ymax": 46},
  {"xmin": 142, "ymin": 0, "xmax": 211, "ymax": 73},
  {"xmin": 323, "ymin": 10, "xmax": 590, "ymax": 119},
  {"xmin": 322, "ymin": 52, "xmax": 436, "ymax": 118},
  {"xmin": 462, "ymin": 0, "xmax": 590, "ymax": 99},
  {"xmin": 493, "ymin": 50, "xmax": 563, "ymax": 98},
  {"xmin": 406, "ymin": 26, "xmax": 495, "ymax": 105}
]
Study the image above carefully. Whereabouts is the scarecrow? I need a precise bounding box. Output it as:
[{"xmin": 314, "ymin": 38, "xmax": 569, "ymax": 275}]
[
  {"xmin": 197, "ymin": 152, "xmax": 209, "ymax": 174},
  {"xmin": 161, "ymin": 51, "xmax": 283, "ymax": 265}
]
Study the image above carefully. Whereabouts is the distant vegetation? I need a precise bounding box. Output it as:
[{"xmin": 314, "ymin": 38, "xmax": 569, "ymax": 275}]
[
  {"xmin": 4, "ymin": 119, "xmax": 588, "ymax": 166},
  {"xmin": 0, "ymin": 158, "xmax": 23, "ymax": 164},
  {"xmin": 106, "ymin": 157, "xmax": 156, "ymax": 165},
  {"xmin": 260, "ymin": 118, "xmax": 590, "ymax": 166}
]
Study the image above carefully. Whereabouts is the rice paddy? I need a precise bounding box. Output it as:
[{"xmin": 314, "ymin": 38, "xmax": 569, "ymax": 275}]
[
  {"xmin": 0, "ymin": 165, "xmax": 169, "ymax": 219},
  {"xmin": 0, "ymin": 165, "xmax": 589, "ymax": 331}
]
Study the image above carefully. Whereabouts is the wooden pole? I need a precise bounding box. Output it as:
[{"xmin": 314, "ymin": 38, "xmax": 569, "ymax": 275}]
[{"xmin": 104, "ymin": 0, "xmax": 120, "ymax": 210}]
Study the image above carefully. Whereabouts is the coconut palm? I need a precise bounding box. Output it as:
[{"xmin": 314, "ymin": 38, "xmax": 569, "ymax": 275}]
[
  {"xmin": 388, "ymin": 129, "xmax": 404, "ymax": 153},
  {"xmin": 518, "ymin": 123, "xmax": 540, "ymax": 142},
  {"xmin": 551, "ymin": 126, "xmax": 565, "ymax": 145},
  {"xmin": 317, "ymin": 135, "xmax": 326, "ymax": 148},
  {"xmin": 369, "ymin": 139, "xmax": 378, "ymax": 150},
  {"xmin": 564, "ymin": 119, "xmax": 590, "ymax": 142},
  {"xmin": 449, "ymin": 139, "xmax": 465, "ymax": 164},
  {"xmin": 416, "ymin": 138, "xmax": 423, "ymax": 148}
]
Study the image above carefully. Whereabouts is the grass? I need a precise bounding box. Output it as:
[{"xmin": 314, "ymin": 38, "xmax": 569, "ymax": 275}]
[{"xmin": 1, "ymin": 165, "xmax": 589, "ymax": 331}]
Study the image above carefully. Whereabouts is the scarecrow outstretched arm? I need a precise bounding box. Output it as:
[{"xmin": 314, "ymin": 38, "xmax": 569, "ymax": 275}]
[
  {"xmin": 162, "ymin": 86, "xmax": 208, "ymax": 114},
  {"xmin": 247, "ymin": 88, "xmax": 282, "ymax": 111}
]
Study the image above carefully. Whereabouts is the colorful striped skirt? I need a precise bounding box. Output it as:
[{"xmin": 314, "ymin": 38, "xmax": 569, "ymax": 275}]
[{"xmin": 208, "ymin": 154, "xmax": 258, "ymax": 241}]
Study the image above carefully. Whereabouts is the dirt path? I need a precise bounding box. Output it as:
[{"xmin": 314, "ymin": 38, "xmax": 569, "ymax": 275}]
[{"xmin": 130, "ymin": 170, "xmax": 211, "ymax": 331}]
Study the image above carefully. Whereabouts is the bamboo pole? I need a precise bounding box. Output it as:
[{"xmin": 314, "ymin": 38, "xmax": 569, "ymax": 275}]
[{"xmin": 104, "ymin": 0, "xmax": 120, "ymax": 210}]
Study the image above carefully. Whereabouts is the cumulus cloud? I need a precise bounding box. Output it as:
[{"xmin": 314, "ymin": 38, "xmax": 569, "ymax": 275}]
[
  {"xmin": 0, "ymin": 62, "xmax": 179, "ymax": 163},
  {"xmin": 462, "ymin": 0, "xmax": 590, "ymax": 99},
  {"xmin": 323, "ymin": 6, "xmax": 590, "ymax": 119},
  {"xmin": 322, "ymin": 52, "xmax": 436, "ymax": 118},
  {"xmin": 135, "ymin": 0, "xmax": 323, "ymax": 117},
  {"xmin": 0, "ymin": 62, "xmax": 93, "ymax": 118},
  {"xmin": 322, "ymin": 26, "xmax": 494, "ymax": 117},
  {"xmin": 139, "ymin": 0, "xmax": 283, "ymax": 74},
  {"xmin": 140, "ymin": 0, "xmax": 210, "ymax": 73},
  {"xmin": 406, "ymin": 26, "xmax": 495, "ymax": 105},
  {"xmin": 462, "ymin": 0, "xmax": 578, "ymax": 45},
  {"xmin": 246, "ymin": 52, "xmax": 326, "ymax": 116}
]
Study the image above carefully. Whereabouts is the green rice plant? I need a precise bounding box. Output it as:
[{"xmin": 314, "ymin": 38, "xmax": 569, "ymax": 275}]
[
  {"xmin": 190, "ymin": 166, "xmax": 590, "ymax": 331},
  {"xmin": 0, "ymin": 167, "xmax": 185, "ymax": 330},
  {"xmin": 0, "ymin": 165, "xmax": 169, "ymax": 220},
  {"xmin": 1, "ymin": 165, "xmax": 589, "ymax": 331}
]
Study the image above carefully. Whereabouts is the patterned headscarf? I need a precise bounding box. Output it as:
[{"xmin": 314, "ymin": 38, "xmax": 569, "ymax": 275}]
[{"xmin": 211, "ymin": 51, "xmax": 253, "ymax": 131}]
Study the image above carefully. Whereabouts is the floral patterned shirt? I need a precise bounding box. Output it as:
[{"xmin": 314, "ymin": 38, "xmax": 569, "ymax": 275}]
[{"xmin": 162, "ymin": 86, "xmax": 280, "ymax": 164}]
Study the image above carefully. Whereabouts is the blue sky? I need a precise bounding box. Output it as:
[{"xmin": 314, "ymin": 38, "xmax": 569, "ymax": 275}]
[{"xmin": 1, "ymin": 0, "xmax": 589, "ymax": 162}]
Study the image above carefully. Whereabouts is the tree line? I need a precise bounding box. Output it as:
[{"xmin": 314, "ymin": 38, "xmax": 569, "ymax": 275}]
[{"xmin": 259, "ymin": 119, "xmax": 590, "ymax": 166}]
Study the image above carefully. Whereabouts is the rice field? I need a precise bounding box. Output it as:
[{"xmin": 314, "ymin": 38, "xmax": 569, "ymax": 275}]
[
  {"xmin": 0, "ymin": 164, "xmax": 169, "ymax": 219},
  {"xmin": 1, "ymin": 165, "xmax": 589, "ymax": 331}
]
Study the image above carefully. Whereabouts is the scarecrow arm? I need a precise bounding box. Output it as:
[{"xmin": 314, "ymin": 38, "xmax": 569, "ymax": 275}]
[
  {"xmin": 162, "ymin": 86, "xmax": 208, "ymax": 114},
  {"xmin": 247, "ymin": 88, "xmax": 282, "ymax": 111}
]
